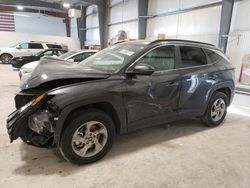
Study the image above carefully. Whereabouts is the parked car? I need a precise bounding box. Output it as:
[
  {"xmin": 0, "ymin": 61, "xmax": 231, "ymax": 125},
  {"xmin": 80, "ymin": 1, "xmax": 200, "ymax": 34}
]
[
  {"xmin": 11, "ymin": 49, "xmax": 68, "ymax": 68},
  {"xmin": 19, "ymin": 50, "xmax": 97, "ymax": 80},
  {"xmin": 6, "ymin": 40, "xmax": 235, "ymax": 165},
  {"xmin": 0, "ymin": 41, "xmax": 62, "ymax": 64}
]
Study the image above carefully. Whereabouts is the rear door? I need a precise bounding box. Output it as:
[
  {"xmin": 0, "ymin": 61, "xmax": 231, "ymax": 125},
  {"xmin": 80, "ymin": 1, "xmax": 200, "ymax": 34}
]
[
  {"xmin": 177, "ymin": 45, "xmax": 218, "ymax": 116},
  {"xmin": 125, "ymin": 45, "xmax": 181, "ymax": 130}
]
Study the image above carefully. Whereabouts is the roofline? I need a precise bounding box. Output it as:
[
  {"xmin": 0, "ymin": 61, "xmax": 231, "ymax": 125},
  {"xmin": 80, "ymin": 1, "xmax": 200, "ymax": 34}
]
[{"xmin": 150, "ymin": 39, "xmax": 215, "ymax": 47}]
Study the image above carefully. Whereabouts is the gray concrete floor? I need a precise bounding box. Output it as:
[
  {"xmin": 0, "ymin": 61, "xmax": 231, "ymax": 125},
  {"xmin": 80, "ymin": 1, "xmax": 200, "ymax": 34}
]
[{"xmin": 0, "ymin": 64, "xmax": 250, "ymax": 188}]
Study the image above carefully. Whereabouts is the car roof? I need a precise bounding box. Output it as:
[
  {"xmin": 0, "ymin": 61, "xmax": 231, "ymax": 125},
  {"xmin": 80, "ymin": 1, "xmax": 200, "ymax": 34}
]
[{"xmin": 115, "ymin": 39, "xmax": 219, "ymax": 51}]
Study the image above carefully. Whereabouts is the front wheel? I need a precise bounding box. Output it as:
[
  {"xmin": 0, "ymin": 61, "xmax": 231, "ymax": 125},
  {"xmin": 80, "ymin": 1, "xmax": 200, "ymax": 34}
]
[
  {"xmin": 0, "ymin": 54, "xmax": 12, "ymax": 64},
  {"xmin": 60, "ymin": 109, "xmax": 115, "ymax": 165},
  {"xmin": 201, "ymin": 92, "xmax": 228, "ymax": 127}
]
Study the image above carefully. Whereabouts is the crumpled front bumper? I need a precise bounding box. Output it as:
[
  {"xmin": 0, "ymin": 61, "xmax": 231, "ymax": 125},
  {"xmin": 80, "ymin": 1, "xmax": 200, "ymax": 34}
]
[{"xmin": 6, "ymin": 107, "xmax": 33, "ymax": 142}]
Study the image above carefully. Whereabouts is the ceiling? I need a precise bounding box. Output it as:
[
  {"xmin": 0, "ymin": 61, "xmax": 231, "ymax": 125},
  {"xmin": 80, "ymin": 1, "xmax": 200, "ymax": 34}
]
[{"xmin": 0, "ymin": 0, "xmax": 95, "ymax": 12}]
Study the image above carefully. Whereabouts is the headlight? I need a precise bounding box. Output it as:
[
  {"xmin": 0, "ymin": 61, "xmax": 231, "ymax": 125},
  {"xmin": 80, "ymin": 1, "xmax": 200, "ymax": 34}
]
[
  {"xmin": 19, "ymin": 93, "xmax": 46, "ymax": 113},
  {"xmin": 19, "ymin": 100, "xmax": 33, "ymax": 113}
]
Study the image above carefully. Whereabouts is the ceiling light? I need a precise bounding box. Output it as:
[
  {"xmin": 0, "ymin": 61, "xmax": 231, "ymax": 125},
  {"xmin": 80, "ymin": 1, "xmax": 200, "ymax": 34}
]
[
  {"xmin": 17, "ymin": 5, "xmax": 24, "ymax": 10},
  {"xmin": 63, "ymin": 3, "xmax": 70, "ymax": 8}
]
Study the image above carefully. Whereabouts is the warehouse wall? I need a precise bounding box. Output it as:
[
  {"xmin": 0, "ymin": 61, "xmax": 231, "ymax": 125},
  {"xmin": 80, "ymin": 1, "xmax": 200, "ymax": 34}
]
[
  {"xmin": 109, "ymin": 0, "xmax": 138, "ymax": 39},
  {"xmin": 147, "ymin": 0, "xmax": 221, "ymax": 46},
  {"xmin": 226, "ymin": 0, "xmax": 250, "ymax": 83},
  {"xmin": 14, "ymin": 12, "xmax": 67, "ymax": 36}
]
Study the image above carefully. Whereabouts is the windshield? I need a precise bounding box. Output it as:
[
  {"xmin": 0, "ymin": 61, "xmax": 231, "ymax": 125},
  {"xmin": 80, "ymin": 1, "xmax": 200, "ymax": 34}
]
[
  {"xmin": 79, "ymin": 43, "xmax": 147, "ymax": 73},
  {"xmin": 35, "ymin": 50, "xmax": 44, "ymax": 56},
  {"xmin": 59, "ymin": 51, "xmax": 77, "ymax": 59}
]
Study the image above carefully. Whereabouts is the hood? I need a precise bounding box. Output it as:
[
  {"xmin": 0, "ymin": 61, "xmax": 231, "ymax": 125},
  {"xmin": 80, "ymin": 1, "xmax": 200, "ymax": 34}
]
[
  {"xmin": 22, "ymin": 60, "xmax": 39, "ymax": 69},
  {"xmin": 19, "ymin": 57, "xmax": 111, "ymax": 91}
]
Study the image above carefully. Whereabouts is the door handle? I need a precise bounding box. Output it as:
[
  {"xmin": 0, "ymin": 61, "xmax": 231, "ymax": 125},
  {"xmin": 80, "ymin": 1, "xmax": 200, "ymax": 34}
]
[
  {"xmin": 166, "ymin": 81, "xmax": 179, "ymax": 87},
  {"xmin": 208, "ymin": 74, "xmax": 218, "ymax": 80}
]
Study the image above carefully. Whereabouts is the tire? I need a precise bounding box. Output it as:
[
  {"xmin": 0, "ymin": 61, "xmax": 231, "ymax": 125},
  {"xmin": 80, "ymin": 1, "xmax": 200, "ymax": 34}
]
[
  {"xmin": 201, "ymin": 92, "xmax": 228, "ymax": 127},
  {"xmin": 0, "ymin": 53, "xmax": 12, "ymax": 64},
  {"xmin": 60, "ymin": 109, "xmax": 115, "ymax": 165}
]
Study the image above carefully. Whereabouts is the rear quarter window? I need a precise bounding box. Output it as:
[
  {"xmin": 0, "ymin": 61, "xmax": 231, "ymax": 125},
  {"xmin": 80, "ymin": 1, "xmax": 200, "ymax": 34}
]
[{"xmin": 203, "ymin": 49, "xmax": 229, "ymax": 64}]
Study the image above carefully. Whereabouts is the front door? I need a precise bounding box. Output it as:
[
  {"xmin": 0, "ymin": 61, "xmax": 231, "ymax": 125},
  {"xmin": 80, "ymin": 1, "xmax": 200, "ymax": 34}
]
[{"xmin": 124, "ymin": 45, "xmax": 181, "ymax": 131}]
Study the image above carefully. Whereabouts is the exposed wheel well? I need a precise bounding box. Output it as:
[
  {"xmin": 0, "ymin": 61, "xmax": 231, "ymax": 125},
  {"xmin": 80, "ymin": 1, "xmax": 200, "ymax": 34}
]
[
  {"xmin": 63, "ymin": 102, "xmax": 121, "ymax": 134},
  {"xmin": 216, "ymin": 87, "xmax": 231, "ymax": 106}
]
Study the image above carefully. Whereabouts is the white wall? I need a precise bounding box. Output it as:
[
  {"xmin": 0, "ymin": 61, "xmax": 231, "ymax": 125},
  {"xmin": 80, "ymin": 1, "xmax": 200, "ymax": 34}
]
[
  {"xmin": 14, "ymin": 12, "xmax": 67, "ymax": 36},
  {"xmin": 109, "ymin": 0, "xmax": 138, "ymax": 39},
  {"xmin": 147, "ymin": 1, "xmax": 221, "ymax": 46},
  {"xmin": 226, "ymin": 0, "xmax": 250, "ymax": 83},
  {"xmin": 0, "ymin": 31, "xmax": 80, "ymax": 50}
]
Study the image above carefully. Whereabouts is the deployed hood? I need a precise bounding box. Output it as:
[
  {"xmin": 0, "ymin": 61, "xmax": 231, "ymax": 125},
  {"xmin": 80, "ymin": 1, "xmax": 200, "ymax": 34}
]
[{"xmin": 19, "ymin": 57, "xmax": 111, "ymax": 91}]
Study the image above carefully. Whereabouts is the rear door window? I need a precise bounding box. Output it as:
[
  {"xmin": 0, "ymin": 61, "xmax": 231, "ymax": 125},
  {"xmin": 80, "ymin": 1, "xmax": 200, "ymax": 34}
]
[
  {"xmin": 29, "ymin": 43, "xmax": 43, "ymax": 49},
  {"xmin": 179, "ymin": 46, "xmax": 207, "ymax": 68}
]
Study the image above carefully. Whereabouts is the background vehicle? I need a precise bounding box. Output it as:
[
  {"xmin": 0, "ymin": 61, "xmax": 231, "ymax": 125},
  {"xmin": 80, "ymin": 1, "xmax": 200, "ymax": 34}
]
[
  {"xmin": 19, "ymin": 50, "xmax": 97, "ymax": 80},
  {"xmin": 0, "ymin": 41, "xmax": 63, "ymax": 64},
  {"xmin": 11, "ymin": 49, "xmax": 68, "ymax": 68},
  {"xmin": 7, "ymin": 40, "xmax": 235, "ymax": 165}
]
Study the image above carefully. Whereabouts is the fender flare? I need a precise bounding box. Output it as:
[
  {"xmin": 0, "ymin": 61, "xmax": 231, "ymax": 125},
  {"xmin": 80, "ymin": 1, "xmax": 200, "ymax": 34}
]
[
  {"xmin": 52, "ymin": 97, "xmax": 126, "ymax": 146},
  {"xmin": 201, "ymin": 80, "xmax": 235, "ymax": 114}
]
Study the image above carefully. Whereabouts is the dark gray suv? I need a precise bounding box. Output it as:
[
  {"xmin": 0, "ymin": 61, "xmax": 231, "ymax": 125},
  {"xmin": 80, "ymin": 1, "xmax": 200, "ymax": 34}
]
[{"xmin": 7, "ymin": 40, "xmax": 235, "ymax": 164}]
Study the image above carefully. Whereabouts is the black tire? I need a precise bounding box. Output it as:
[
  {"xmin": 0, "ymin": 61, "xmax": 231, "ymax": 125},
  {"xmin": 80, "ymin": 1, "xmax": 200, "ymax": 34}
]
[
  {"xmin": 201, "ymin": 92, "xmax": 228, "ymax": 127},
  {"xmin": 60, "ymin": 109, "xmax": 115, "ymax": 165},
  {"xmin": 0, "ymin": 53, "xmax": 12, "ymax": 64}
]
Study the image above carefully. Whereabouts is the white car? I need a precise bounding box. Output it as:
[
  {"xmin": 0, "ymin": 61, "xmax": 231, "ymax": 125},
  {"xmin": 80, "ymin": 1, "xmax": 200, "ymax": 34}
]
[
  {"xmin": 19, "ymin": 50, "xmax": 98, "ymax": 80},
  {"xmin": 0, "ymin": 41, "xmax": 62, "ymax": 64}
]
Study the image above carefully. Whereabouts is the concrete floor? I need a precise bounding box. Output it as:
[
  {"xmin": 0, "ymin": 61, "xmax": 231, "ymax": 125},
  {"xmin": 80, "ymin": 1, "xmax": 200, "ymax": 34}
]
[{"xmin": 0, "ymin": 64, "xmax": 250, "ymax": 188}]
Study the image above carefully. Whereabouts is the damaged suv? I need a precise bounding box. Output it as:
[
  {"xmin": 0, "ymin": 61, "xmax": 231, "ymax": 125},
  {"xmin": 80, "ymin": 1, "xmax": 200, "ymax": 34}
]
[{"xmin": 7, "ymin": 40, "xmax": 235, "ymax": 164}]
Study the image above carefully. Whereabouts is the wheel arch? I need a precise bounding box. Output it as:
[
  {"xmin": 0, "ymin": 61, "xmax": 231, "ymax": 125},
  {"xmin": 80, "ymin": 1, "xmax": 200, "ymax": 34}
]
[
  {"xmin": 202, "ymin": 81, "xmax": 235, "ymax": 114},
  {"xmin": 53, "ymin": 100, "xmax": 125, "ymax": 147}
]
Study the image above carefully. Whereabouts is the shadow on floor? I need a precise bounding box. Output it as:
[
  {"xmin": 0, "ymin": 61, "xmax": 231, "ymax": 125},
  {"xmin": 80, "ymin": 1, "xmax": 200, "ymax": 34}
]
[{"xmin": 14, "ymin": 119, "xmax": 210, "ymax": 176}]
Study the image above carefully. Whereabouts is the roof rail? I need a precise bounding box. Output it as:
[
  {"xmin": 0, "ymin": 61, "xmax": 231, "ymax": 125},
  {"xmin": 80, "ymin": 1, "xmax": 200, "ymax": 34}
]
[
  {"xmin": 150, "ymin": 39, "xmax": 215, "ymax": 47},
  {"xmin": 30, "ymin": 41, "xmax": 58, "ymax": 44}
]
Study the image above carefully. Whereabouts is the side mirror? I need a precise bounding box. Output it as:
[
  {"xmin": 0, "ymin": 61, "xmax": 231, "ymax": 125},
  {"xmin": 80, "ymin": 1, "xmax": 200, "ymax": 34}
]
[
  {"xmin": 68, "ymin": 58, "xmax": 74, "ymax": 63},
  {"xmin": 16, "ymin": 46, "xmax": 21, "ymax": 49},
  {"xmin": 128, "ymin": 64, "xmax": 154, "ymax": 75}
]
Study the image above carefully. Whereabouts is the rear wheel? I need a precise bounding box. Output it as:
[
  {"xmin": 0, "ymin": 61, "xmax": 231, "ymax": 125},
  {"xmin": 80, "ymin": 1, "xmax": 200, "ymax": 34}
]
[
  {"xmin": 60, "ymin": 109, "xmax": 115, "ymax": 165},
  {"xmin": 0, "ymin": 53, "xmax": 12, "ymax": 64},
  {"xmin": 201, "ymin": 92, "xmax": 228, "ymax": 127}
]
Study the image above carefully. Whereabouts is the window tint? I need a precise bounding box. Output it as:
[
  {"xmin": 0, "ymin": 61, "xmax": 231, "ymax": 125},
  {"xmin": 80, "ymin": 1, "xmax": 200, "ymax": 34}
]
[
  {"xmin": 72, "ymin": 54, "xmax": 83, "ymax": 62},
  {"xmin": 43, "ymin": 50, "xmax": 54, "ymax": 56},
  {"xmin": 46, "ymin": 44, "xmax": 62, "ymax": 49},
  {"xmin": 29, "ymin": 43, "xmax": 43, "ymax": 49},
  {"xmin": 57, "ymin": 50, "xmax": 66, "ymax": 56},
  {"xmin": 82, "ymin": 52, "xmax": 95, "ymax": 60},
  {"xmin": 179, "ymin": 46, "xmax": 207, "ymax": 68},
  {"xmin": 203, "ymin": 49, "xmax": 223, "ymax": 63},
  {"xmin": 138, "ymin": 45, "xmax": 175, "ymax": 71},
  {"xmin": 19, "ymin": 43, "xmax": 28, "ymax": 49}
]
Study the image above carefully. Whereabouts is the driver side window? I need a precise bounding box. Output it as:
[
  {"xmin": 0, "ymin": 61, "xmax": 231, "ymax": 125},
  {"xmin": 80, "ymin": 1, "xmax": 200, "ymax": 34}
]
[
  {"xmin": 138, "ymin": 45, "xmax": 175, "ymax": 71},
  {"xmin": 19, "ymin": 43, "xmax": 28, "ymax": 49}
]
